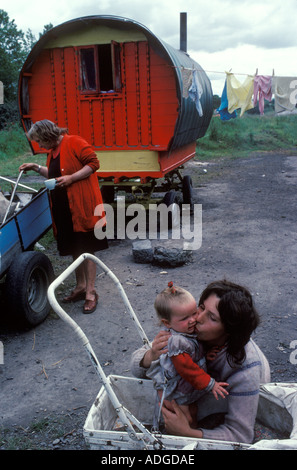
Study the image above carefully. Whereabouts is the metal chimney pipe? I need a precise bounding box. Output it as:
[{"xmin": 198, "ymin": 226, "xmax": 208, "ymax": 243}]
[{"xmin": 180, "ymin": 12, "xmax": 187, "ymax": 52}]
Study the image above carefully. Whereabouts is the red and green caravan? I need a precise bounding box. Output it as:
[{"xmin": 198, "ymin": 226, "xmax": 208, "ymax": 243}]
[{"xmin": 18, "ymin": 14, "xmax": 213, "ymax": 205}]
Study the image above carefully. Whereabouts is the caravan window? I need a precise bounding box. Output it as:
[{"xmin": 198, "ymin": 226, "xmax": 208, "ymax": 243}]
[
  {"xmin": 79, "ymin": 43, "xmax": 121, "ymax": 94},
  {"xmin": 80, "ymin": 48, "xmax": 98, "ymax": 92}
]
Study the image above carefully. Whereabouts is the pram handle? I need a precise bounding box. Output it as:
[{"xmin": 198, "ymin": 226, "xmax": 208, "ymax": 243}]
[{"xmin": 47, "ymin": 253, "xmax": 164, "ymax": 448}]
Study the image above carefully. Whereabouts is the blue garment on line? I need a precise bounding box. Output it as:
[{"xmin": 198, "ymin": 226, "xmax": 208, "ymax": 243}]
[
  {"xmin": 218, "ymin": 80, "xmax": 237, "ymax": 121},
  {"xmin": 188, "ymin": 69, "xmax": 203, "ymax": 117}
]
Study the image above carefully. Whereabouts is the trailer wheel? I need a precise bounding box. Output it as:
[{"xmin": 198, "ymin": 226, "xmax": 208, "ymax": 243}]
[
  {"xmin": 162, "ymin": 190, "xmax": 180, "ymax": 229},
  {"xmin": 101, "ymin": 185, "xmax": 115, "ymax": 204},
  {"xmin": 182, "ymin": 175, "xmax": 194, "ymax": 211},
  {"xmin": 5, "ymin": 251, "xmax": 54, "ymax": 327}
]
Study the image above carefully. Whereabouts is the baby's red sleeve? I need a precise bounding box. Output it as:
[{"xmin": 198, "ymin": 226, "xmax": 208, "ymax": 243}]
[{"xmin": 171, "ymin": 352, "xmax": 211, "ymax": 390}]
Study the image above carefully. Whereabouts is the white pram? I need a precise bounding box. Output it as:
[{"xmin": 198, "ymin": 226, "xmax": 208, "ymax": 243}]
[{"xmin": 47, "ymin": 254, "xmax": 297, "ymax": 450}]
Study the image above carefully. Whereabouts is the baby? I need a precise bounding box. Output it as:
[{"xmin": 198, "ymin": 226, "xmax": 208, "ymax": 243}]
[{"xmin": 147, "ymin": 282, "xmax": 228, "ymax": 427}]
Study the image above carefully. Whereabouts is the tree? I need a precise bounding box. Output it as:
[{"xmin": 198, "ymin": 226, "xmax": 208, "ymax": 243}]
[
  {"xmin": 212, "ymin": 94, "xmax": 221, "ymax": 111},
  {"xmin": 0, "ymin": 9, "xmax": 27, "ymax": 102},
  {"xmin": 23, "ymin": 28, "xmax": 37, "ymax": 56},
  {"xmin": 39, "ymin": 23, "xmax": 53, "ymax": 39},
  {"xmin": 0, "ymin": 9, "xmax": 53, "ymax": 128}
]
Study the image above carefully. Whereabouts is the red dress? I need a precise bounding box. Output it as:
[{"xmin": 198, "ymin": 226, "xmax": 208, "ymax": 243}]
[{"xmin": 47, "ymin": 134, "xmax": 107, "ymax": 256}]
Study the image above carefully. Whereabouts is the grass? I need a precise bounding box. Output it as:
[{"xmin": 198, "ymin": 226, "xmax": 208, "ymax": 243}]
[
  {"xmin": 0, "ymin": 123, "xmax": 31, "ymax": 161},
  {"xmin": 1, "ymin": 115, "xmax": 297, "ymax": 172},
  {"xmin": 196, "ymin": 112, "xmax": 297, "ymax": 160},
  {"xmin": 0, "ymin": 123, "xmax": 47, "ymax": 192},
  {"xmin": 1, "ymin": 115, "xmax": 296, "ymax": 197}
]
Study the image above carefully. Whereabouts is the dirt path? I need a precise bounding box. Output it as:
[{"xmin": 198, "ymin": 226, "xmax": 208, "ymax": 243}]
[{"xmin": 1, "ymin": 150, "xmax": 297, "ymax": 449}]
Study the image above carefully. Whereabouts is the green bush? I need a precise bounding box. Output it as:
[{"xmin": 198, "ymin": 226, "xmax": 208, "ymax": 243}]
[
  {"xmin": 0, "ymin": 101, "xmax": 20, "ymax": 130},
  {"xmin": 0, "ymin": 123, "xmax": 30, "ymax": 160}
]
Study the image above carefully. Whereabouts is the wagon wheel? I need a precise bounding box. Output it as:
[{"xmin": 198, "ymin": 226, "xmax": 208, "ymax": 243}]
[
  {"xmin": 182, "ymin": 175, "xmax": 194, "ymax": 212},
  {"xmin": 162, "ymin": 190, "xmax": 180, "ymax": 229},
  {"xmin": 101, "ymin": 184, "xmax": 115, "ymax": 204},
  {"xmin": 5, "ymin": 251, "xmax": 55, "ymax": 327}
]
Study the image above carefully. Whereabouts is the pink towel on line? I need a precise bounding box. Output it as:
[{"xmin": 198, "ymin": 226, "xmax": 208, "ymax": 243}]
[{"xmin": 253, "ymin": 75, "xmax": 272, "ymax": 115}]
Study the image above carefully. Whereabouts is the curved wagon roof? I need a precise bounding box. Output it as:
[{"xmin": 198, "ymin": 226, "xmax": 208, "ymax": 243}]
[{"xmin": 19, "ymin": 15, "xmax": 213, "ymax": 153}]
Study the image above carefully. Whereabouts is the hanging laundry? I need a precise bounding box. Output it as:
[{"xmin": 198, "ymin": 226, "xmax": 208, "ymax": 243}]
[
  {"xmin": 272, "ymin": 76, "xmax": 297, "ymax": 114},
  {"xmin": 181, "ymin": 67, "xmax": 193, "ymax": 98},
  {"xmin": 217, "ymin": 80, "xmax": 237, "ymax": 121},
  {"xmin": 188, "ymin": 69, "xmax": 203, "ymax": 117},
  {"xmin": 253, "ymin": 75, "xmax": 272, "ymax": 115},
  {"xmin": 226, "ymin": 72, "xmax": 254, "ymax": 117}
]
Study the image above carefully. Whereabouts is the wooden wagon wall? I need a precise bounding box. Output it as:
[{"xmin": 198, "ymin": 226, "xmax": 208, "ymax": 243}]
[{"xmin": 24, "ymin": 40, "xmax": 179, "ymax": 154}]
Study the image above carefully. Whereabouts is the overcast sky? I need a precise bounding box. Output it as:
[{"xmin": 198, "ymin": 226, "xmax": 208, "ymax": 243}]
[{"xmin": 3, "ymin": 0, "xmax": 297, "ymax": 94}]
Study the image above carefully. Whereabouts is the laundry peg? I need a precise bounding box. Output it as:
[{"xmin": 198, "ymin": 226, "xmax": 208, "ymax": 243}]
[
  {"xmin": 256, "ymin": 68, "xmax": 258, "ymax": 75},
  {"xmin": 272, "ymin": 69, "xmax": 275, "ymax": 76}
]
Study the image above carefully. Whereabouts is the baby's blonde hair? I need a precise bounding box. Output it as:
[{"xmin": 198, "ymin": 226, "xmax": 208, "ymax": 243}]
[{"xmin": 154, "ymin": 283, "xmax": 194, "ymax": 322}]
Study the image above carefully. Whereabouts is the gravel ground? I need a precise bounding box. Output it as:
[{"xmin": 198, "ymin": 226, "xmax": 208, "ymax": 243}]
[{"xmin": 1, "ymin": 149, "xmax": 297, "ymax": 451}]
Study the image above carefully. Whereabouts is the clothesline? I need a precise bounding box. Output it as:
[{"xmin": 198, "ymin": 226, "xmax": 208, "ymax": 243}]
[
  {"xmin": 176, "ymin": 65, "xmax": 277, "ymax": 77},
  {"xmin": 205, "ymin": 69, "xmax": 277, "ymax": 78},
  {"xmin": 179, "ymin": 66, "xmax": 297, "ymax": 119}
]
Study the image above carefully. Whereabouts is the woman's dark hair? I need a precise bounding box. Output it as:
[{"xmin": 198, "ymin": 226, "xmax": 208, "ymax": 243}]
[{"xmin": 199, "ymin": 280, "xmax": 260, "ymax": 366}]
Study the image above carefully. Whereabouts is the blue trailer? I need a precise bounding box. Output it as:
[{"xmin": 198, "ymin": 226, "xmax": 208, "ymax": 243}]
[{"xmin": 0, "ymin": 172, "xmax": 54, "ymax": 326}]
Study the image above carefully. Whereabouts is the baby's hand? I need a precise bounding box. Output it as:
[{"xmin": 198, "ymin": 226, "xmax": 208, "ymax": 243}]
[{"xmin": 211, "ymin": 381, "xmax": 229, "ymax": 400}]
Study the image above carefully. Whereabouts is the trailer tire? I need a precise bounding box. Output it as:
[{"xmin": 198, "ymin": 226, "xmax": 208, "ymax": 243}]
[
  {"xmin": 162, "ymin": 190, "xmax": 180, "ymax": 229},
  {"xmin": 101, "ymin": 185, "xmax": 115, "ymax": 204},
  {"xmin": 182, "ymin": 175, "xmax": 194, "ymax": 211},
  {"xmin": 5, "ymin": 251, "xmax": 55, "ymax": 327}
]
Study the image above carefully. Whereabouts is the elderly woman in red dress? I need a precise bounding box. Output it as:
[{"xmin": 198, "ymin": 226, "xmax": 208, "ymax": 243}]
[{"xmin": 19, "ymin": 119, "xmax": 108, "ymax": 314}]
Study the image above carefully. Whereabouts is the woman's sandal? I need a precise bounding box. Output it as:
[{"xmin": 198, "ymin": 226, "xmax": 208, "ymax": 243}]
[
  {"xmin": 62, "ymin": 289, "xmax": 86, "ymax": 303},
  {"xmin": 83, "ymin": 292, "xmax": 99, "ymax": 314}
]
